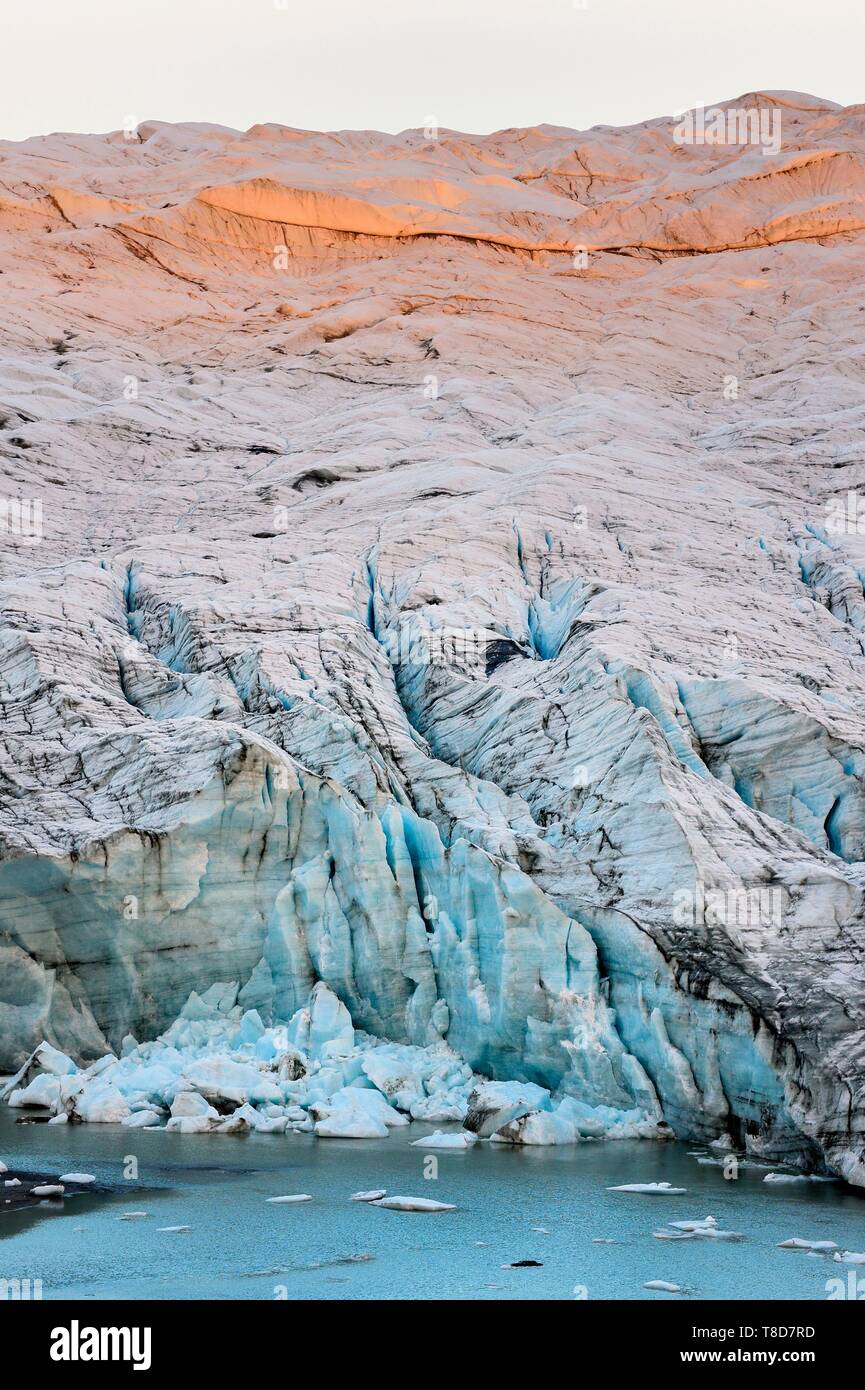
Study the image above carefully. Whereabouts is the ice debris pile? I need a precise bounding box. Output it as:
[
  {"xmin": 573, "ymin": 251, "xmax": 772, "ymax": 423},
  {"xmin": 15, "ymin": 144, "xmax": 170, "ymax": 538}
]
[{"xmin": 2, "ymin": 981, "xmax": 662, "ymax": 1143}]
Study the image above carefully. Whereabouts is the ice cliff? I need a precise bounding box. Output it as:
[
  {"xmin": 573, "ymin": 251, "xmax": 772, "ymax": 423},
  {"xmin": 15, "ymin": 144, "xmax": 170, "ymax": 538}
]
[{"xmin": 1, "ymin": 91, "xmax": 865, "ymax": 1180}]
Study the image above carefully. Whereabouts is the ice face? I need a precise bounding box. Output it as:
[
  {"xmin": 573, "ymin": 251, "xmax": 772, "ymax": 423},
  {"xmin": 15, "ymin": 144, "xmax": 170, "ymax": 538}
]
[{"xmin": 0, "ymin": 730, "xmax": 849, "ymax": 1172}]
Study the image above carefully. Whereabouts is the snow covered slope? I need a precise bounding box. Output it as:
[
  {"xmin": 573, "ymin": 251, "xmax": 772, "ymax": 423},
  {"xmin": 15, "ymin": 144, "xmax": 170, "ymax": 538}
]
[{"xmin": 2, "ymin": 91, "xmax": 865, "ymax": 1180}]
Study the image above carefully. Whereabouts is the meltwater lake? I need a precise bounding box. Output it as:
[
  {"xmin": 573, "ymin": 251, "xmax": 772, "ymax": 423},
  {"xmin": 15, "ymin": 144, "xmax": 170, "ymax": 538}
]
[{"xmin": 2, "ymin": 1109, "xmax": 864, "ymax": 1301}]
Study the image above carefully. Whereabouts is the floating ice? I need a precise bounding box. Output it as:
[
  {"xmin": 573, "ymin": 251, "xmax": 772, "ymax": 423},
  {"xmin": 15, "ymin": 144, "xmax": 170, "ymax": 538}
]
[
  {"xmin": 607, "ymin": 1182, "xmax": 687, "ymax": 1195},
  {"xmin": 655, "ymin": 1216, "xmax": 743, "ymax": 1241},
  {"xmin": 764, "ymin": 1172, "xmax": 832, "ymax": 1185},
  {"xmin": 59, "ymin": 1173, "xmax": 95, "ymax": 1184},
  {"xmin": 834, "ymin": 1250, "xmax": 865, "ymax": 1264},
  {"xmin": 31, "ymin": 1184, "xmax": 64, "ymax": 1197},
  {"xmin": 350, "ymin": 1189, "xmax": 387, "ymax": 1202},
  {"xmin": 371, "ymin": 1196, "xmax": 456, "ymax": 1212},
  {"xmin": 266, "ymin": 1194, "xmax": 312, "ymax": 1204},
  {"xmin": 778, "ymin": 1238, "xmax": 838, "ymax": 1251},
  {"xmin": 410, "ymin": 1129, "xmax": 477, "ymax": 1149},
  {"xmin": 644, "ymin": 1280, "xmax": 683, "ymax": 1293}
]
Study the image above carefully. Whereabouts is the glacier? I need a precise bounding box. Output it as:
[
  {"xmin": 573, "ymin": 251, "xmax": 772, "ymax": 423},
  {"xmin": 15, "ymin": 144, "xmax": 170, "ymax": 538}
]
[{"xmin": 1, "ymin": 92, "xmax": 865, "ymax": 1180}]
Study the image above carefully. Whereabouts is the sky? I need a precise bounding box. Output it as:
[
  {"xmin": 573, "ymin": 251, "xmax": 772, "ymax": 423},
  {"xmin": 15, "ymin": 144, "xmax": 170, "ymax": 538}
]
[{"xmin": 2, "ymin": 0, "xmax": 863, "ymax": 142}]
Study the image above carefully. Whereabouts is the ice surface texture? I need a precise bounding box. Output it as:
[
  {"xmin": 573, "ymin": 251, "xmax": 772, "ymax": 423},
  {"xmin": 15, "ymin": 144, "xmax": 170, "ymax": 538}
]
[{"xmin": 1, "ymin": 92, "xmax": 864, "ymax": 1180}]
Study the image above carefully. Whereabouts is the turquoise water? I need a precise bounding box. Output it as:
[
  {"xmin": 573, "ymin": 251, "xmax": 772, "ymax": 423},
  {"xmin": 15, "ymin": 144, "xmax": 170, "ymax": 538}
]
[{"xmin": 1, "ymin": 1110, "xmax": 863, "ymax": 1300}]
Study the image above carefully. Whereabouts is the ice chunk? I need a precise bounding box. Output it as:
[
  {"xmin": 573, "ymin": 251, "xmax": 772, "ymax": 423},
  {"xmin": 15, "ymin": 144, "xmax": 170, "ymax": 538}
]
[
  {"xmin": 182, "ymin": 1057, "xmax": 283, "ymax": 1107},
  {"xmin": 79, "ymin": 1054, "xmax": 118, "ymax": 1082},
  {"xmin": 169, "ymin": 1092, "xmax": 219, "ymax": 1121},
  {"xmin": 227, "ymin": 1103, "xmax": 286, "ymax": 1133},
  {"xmin": 351, "ymin": 1189, "xmax": 387, "ymax": 1202},
  {"xmin": 644, "ymin": 1280, "xmax": 683, "ymax": 1292},
  {"xmin": 59, "ymin": 1173, "xmax": 95, "ymax": 1184},
  {"xmin": 235, "ymin": 1010, "xmax": 265, "ymax": 1046},
  {"xmin": 313, "ymin": 1086, "xmax": 406, "ymax": 1128},
  {"xmin": 709, "ymin": 1133, "xmax": 735, "ymax": 1150},
  {"xmin": 656, "ymin": 1217, "xmax": 742, "ymax": 1241},
  {"xmin": 778, "ymin": 1237, "xmax": 838, "ymax": 1251},
  {"xmin": 216, "ymin": 1112, "xmax": 251, "ymax": 1134},
  {"xmin": 73, "ymin": 1082, "xmax": 130, "ymax": 1124},
  {"xmin": 166, "ymin": 1115, "xmax": 217, "ymax": 1133},
  {"xmin": 122, "ymin": 1109, "xmax": 162, "ymax": 1128},
  {"xmin": 410, "ymin": 1129, "xmax": 477, "ymax": 1148},
  {"xmin": 409, "ymin": 1095, "xmax": 467, "ymax": 1123},
  {"xmin": 8, "ymin": 1074, "xmax": 63, "ymax": 1111},
  {"xmin": 184, "ymin": 982, "xmax": 238, "ymax": 1018},
  {"xmin": 266, "ymin": 1194, "xmax": 312, "ymax": 1203},
  {"xmin": 834, "ymin": 1250, "xmax": 865, "ymax": 1263},
  {"xmin": 764, "ymin": 1172, "xmax": 834, "ymax": 1185},
  {"xmin": 464, "ymin": 1080, "xmax": 551, "ymax": 1137},
  {"xmin": 31, "ymin": 1184, "xmax": 64, "ymax": 1197},
  {"xmin": 315, "ymin": 1109, "xmax": 389, "ymax": 1139},
  {"xmin": 371, "ymin": 1196, "xmax": 456, "ymax": 1212},
  {"xmin": 312, "ymin": 1087, "xmax": 398, "ymax": 1138},
  {"xmin": 37, "ymin": 1044, "xmax": 77, "ymax": 1076},
  {"xmin": 608, "ymin": 1182, "xmax": 687, "ymax": 1194},
  {"xmin": 289, "ymin": 983, "xmax": 355, "ymax": 1062}
]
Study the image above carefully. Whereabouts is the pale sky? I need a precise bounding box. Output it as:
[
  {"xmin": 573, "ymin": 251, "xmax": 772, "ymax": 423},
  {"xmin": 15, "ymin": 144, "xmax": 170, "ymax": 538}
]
[{"xmin": 2, "ymin": 0, "xmax": 863, "ymax": 142}]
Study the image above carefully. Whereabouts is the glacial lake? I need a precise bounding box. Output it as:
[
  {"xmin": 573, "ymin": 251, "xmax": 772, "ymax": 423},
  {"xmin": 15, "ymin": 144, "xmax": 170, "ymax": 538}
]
[{"xmin": 1, "ymin": 1108, "xmax": 863, "ymax": 1301}]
